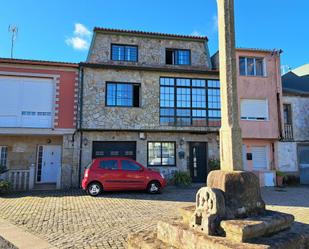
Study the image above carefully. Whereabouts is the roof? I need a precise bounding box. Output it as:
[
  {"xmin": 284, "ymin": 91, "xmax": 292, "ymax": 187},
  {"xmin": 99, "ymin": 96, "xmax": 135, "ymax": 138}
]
[
  {"xmin": 93, "ymin": 27, "xmax": 208, "ymax": 41},
  {"xmin": 0, "ymin": 57, "xmax": 78, "ymax": 68},
  {"xmin": 282, "ymin": 64, "xmax": 309, "ymax": 95}
]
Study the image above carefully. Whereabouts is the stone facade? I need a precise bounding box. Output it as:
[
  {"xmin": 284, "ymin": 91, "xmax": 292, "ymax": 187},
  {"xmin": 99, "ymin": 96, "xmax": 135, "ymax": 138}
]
[
  {"xmin": 88, "ymin": 32, "xmax": 212, "ymax": 70},
  {"xmin": 278, "ymin": 94, "xmax": 309, "ymax": 174},
  {"xmin": 80, "ymin": 131, "xmax": 219, "ymax": 178}
]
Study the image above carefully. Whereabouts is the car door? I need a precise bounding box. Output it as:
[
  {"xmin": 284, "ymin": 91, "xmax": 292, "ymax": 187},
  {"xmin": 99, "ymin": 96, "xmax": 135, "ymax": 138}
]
[
  {"xmin": 96, "ymin": 158, "xmax": 122, "ymax": 190},
  {"xmin": 120, "ymin": 159, "xmax": 146, "ymax": 190}
]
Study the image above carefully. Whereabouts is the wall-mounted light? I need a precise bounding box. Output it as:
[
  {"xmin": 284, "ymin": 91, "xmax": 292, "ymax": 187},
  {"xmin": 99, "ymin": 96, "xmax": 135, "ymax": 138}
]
[
  {"xmin": 139, "ymin": 132, "xmax": 146, "ymax": 140},
  {"xmin": 83, "ymin": 137, "xmax": 89, "ymax": 146},
  {"xmin": 47, "ymin": 138, "xmax": 52, "ymax": 144}
]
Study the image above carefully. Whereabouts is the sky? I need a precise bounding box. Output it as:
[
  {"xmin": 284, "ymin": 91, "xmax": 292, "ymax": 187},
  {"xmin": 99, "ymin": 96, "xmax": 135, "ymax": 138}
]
[{"xmin": 0, "ymin": 0, "xmax": 308, "ymax": 73}]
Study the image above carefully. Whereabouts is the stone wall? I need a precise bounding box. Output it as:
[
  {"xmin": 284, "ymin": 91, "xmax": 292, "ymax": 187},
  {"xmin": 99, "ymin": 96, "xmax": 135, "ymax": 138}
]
[
  {"xmin": 283, "ymin": 95, "xmax": 309, "ymax": 141},
  {"xmin": 88, "ymin": 33, "xmax": 211, "ymax": 70},
  {"xmin": 79, "ymin": 131, "xmax": 219, "ymax": 178},
  {"xmin": 82, "ymin": 68, "xmax": 219, "ymax": 132},
  {"xmin": 278, "ymin": 142, "xmax": 298, "ymax": 173}
]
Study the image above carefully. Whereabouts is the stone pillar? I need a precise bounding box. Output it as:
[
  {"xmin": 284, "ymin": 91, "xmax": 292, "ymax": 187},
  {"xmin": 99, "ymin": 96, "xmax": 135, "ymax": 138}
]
[{"xmin": 217, "ymin": 0, "xmax": 243, "ymax": 171}]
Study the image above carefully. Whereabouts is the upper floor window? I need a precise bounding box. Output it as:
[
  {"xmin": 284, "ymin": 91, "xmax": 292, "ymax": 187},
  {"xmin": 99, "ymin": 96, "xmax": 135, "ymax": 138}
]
[
  {"xmin": 239, "ymin": 57, "xmax": 265, "ymax": 76},
  {"xmin": 0, "ymin": 146, "xmax": 8, "ymax": 168},
  {"xmin": 160, "ymin": 77, "xmax": 221, "ymax": 127},
  {"xmin": 283, "ymin": 104, "xmax": 292, "ymax": 125},
  {"xmin": 240, "ymin": 99, "xmax": 268, "ymax": 121},
  {"xmin": 166, "ymin": 49, "xmax": 191, "ymax": 65},
  {"xmin": 111, "ymin": 44, "xmax": 138, "ymax": 62},
  {"xmin": 106, "ymin": 82, "xmax": 140, "ymax": 107}
]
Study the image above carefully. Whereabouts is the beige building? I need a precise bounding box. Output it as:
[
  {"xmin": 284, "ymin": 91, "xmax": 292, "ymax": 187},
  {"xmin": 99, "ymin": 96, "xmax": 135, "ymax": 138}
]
[{"xmin": 78, "ymin": 28, "xmax": 221, "ymax": 183}]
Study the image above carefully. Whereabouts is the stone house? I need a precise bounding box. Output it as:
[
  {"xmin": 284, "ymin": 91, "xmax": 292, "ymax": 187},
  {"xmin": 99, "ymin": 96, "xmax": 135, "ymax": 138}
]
[
  {"xmin": 278, "ymin": 64, "xmax": 309, "ymax": 184},
  {"xmin": 212, "ymin": 48, "xmax": 284, "ymax": 186},
  {"xmin": 78, "ymin": 27, "xmax": 221, "ymax": 183},
  {"xmin": 0, "ymin": 58, "xmax": 79, "ymax": 190}
]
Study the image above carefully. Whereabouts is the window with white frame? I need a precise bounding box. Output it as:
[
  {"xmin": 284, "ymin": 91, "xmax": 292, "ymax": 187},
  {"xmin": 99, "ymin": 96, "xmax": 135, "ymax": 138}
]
[
  {"xmin": 0, "ymin": 146, "xmax": 8, "ymax": 168},
  {"xmin": 239, "ymin": 57, "xmax": 265, "ymax": 76},
  {"xmin": 241, "ymin": 99, "xmax": 268, "ymax": 121}
]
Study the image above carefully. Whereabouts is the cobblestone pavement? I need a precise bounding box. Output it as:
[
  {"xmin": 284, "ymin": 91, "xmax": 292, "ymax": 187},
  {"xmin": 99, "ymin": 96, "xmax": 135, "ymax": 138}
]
[{"xmin": 0, "ymin": 186, "xmax": 308, "ymax": 249}]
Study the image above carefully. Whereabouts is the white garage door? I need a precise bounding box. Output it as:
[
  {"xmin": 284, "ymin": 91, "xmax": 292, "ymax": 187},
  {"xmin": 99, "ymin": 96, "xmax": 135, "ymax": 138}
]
[
  {"xmin": 0, "ymin": 76, "xmax": 54, "ymax": 128},
  {"xmin": 252, "ymin": 146, "xmax": 268, "ymax": 170}
]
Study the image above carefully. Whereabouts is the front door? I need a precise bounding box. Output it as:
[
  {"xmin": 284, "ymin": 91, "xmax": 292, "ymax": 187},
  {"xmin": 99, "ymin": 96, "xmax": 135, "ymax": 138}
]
[
  {"xmin": 299, "ymin": 145, "xmax": 309, "ymax": 185},
  {"xmin": 37, "ymin": 145, "xmax": 61, "ymax": 183},
  {"xmin": 189, "ymin": 142, "xmax": 207, "ymax": 183}
]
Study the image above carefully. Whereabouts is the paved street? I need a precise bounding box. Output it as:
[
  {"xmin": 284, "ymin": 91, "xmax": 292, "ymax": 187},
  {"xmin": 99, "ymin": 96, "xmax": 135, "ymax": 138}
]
[{"xmin": 0, "ymin": 186, "xmax": 309, "ymax": 249}]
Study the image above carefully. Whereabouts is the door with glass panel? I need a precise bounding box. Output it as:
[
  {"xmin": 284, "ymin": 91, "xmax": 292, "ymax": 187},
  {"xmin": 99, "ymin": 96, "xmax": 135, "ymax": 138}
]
[{"xmin": 189, "ymin": 142, "xmax": 207, "ymax": 183}]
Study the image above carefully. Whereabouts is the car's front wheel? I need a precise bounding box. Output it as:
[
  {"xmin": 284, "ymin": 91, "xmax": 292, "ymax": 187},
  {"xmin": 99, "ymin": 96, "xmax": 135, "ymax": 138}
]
[
  {"xmin": 147, "ymin": 181, "xmax": 161, "ymax": 194},
  {"xmin": 87, "ymin": 182, "xmax": 103, "ymax": 196}
]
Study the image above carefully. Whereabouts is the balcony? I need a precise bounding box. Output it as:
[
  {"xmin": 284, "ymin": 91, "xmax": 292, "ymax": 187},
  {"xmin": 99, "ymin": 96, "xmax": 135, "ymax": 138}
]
[{"xmin": 283, "ymin": 124, "xmax": 293, "ymax": 141}]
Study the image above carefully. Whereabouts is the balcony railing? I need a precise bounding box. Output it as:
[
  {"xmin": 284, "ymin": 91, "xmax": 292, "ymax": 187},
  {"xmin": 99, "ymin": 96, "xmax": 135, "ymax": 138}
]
[{"xmin": 283, "ymin": 124, "xmax": 293, "ymax": 140}]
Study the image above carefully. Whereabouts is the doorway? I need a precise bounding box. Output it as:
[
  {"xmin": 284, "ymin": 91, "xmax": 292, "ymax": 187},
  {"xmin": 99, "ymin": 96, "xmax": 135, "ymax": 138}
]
[{"xmin": 189, "ymin": 142, "xmax": 208, "ymax": 183}]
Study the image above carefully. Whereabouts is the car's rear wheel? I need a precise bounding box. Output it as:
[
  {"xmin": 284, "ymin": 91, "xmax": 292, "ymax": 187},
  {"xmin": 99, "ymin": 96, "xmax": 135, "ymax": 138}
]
[
  {"xmin": 147, "ymin": 181, "xmax": 161, "ymax": 194},
  {"xmin": 87, "ymin": 182, "xmax": 103, "ymax": 196}
]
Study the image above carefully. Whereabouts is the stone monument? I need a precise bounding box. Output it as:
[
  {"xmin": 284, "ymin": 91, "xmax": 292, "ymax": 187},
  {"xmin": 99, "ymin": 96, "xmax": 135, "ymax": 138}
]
[{"xmin": 127, "ymin": 0, "xmax": 309, "ymax": 248}]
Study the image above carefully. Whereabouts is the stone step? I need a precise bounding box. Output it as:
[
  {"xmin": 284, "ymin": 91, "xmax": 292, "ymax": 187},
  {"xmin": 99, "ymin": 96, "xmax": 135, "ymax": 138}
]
[
  {"xmin": 127, "ymin": 230, "xmax": 177, "ymax": 249},
  {"xmin": 156, "ymin": 219, "xmax": 309, "ymax": 249},
  {"xmin": 220, "ymin": 210, "xmax": 294, "ymax": 242}
]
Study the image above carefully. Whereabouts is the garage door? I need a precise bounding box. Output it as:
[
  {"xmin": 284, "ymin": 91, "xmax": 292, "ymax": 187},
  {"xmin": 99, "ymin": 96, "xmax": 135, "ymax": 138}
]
[
  {"xmin": 0, "ymin": 76, "xmax": 54, "ymax": 128},
  {"xmin": 92, "ymin": 141, "xmax": 136, "ymax": 159},
  {"xmin": 252, "ymin": 146, "xmax": 268, "ymax": 170},
  {"xmin": 299, "ymin": 145, "xmax": 309, "ymax": 185}
]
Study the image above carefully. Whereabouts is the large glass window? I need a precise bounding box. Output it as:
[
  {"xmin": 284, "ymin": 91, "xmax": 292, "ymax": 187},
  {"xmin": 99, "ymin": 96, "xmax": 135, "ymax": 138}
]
[
  {"xmin": 106, "ymin": 83, "xmax": 140, "ymax": 107},
  {"xmin": 148, "ymin": 142, "xmax": 176, "ymax": 166},
  {"xmin": 239, "ymin": 57, "xmax": 265, "ymax": 76},
  {"xmin": 0, "ymin": 146, "xmax": 8, "ymax": 168},
  {"xmin": 166, "ymin": 49, "xmax": 190, "ymax": 65},
  {"xmin": 160, "ymin": 78, "xmax": 221, "ymax": 127},
  {"xmin": 111, "ymin": 44, "xmax": 138, "ymax": 62}
]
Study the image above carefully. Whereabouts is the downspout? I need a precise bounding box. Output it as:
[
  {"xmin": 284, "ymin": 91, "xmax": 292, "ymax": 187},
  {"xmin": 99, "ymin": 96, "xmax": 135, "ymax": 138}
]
[{"xmin": 78, "ymin": 66, "xmax": 84, "ymax": 187}]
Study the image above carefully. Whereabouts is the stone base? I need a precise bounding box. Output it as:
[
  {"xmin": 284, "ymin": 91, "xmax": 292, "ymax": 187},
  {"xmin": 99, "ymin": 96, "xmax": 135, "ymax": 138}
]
[
  {"xmin": 207, "ymin": 170, "xmax": 265, "ymax": 218},
  {"xmin": 128, "ymin": 219, "xmax": 309, "ymax": 249}
]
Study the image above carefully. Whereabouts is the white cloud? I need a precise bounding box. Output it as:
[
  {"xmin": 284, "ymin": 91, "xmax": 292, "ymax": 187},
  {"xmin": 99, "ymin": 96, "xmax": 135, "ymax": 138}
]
[
  {"xmin": 74, "ymin": 23, "xmax": 91, "ymax": 37},
  {"xmin": 66, "ymin": 23, "xmax": 92, "ymax": 51},
  {"xmin": 191, "ymin": 30, "xmax": 205, "ymax": 37},
  {"xmin": 65, "ymin": 37, "xmax": 89, "ymax": 50}
]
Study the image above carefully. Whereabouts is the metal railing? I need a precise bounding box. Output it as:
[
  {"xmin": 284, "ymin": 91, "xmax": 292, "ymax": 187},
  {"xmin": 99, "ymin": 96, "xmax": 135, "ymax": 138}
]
[{"xmin": 283, "ymin": 124, "xmax": 293, "ymax": 140}]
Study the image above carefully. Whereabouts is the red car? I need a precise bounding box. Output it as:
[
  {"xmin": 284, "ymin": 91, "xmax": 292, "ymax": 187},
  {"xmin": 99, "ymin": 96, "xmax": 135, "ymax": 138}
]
[{"xmin": 82, "ymin": 157, "xmax": 167, "ymax": 196}]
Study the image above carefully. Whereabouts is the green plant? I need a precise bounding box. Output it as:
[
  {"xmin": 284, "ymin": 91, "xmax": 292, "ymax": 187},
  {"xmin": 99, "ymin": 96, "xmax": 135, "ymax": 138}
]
[
  {"xmin": 208, "ymin": 158, "xmax": 220, "ymax": 171},
  {"xmin": 276, "ymin": 171, "xmax": 286, "ymax": 177},
  {"xmin": 171, "ymin": 171, "xmax": 192, "ymax": 187},
  {"xmin": 0, "ymin": 180, "xmax": 10, "ymax": 194}
]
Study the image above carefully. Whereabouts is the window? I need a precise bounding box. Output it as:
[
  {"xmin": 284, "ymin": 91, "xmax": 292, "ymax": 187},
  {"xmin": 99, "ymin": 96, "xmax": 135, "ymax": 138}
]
[
  {"xmin": 106, "ymin": 83, "xmax": 140, "ymax": 107},
  {"xmin": 166, "ymin": 49, "xmax": 190, "ymax": 65},
  {"xmin": 0, "ymin": 146, "xmax": 8, "ymax": 168},
  {"xmin": 239, "ymin": 57, "xmax": 265, "ymax": 76},
  {"xmin": 111, "ymin": 44, "xmax": 138, "ymax": 62},
  {"xmin": 148, "ymin": 142, "xmax": 176, "ymax": 166},
  {"xmin": 283, "ymin": 104, "xmax": 292, "ymax": 124},
  {"xmin": 121, "ymin": 160, "xmax": 141, "ymax": 171},
  {"xmin": 241, "ymin": 99, "xmax": 268, "ymax": 120},
  {"xmin": 160, "ymin": 77, "xmax": 221, "ymax": 127},
  {"xmin": 99, "ymin": 160, "xmax": 118, "ymax": 170}
]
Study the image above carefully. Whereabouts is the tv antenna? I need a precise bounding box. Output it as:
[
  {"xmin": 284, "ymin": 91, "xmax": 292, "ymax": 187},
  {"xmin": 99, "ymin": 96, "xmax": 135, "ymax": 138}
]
[{"xmin": 8, "ymin": 25, "xmax": 18, "ymax": 58}]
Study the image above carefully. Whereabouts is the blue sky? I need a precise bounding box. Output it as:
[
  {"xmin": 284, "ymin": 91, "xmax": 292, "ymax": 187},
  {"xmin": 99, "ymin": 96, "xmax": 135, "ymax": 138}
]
[{"xmin": 0, "ymin": 0, "xmax": 308, "ymax": 72}]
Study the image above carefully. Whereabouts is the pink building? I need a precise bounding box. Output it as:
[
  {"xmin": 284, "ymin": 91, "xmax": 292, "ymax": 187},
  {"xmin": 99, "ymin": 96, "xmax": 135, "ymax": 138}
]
[
  {"xmin": 212, "ymin": 48, "xmax": 283, "ymax": 186},
  {"xmin": 0, "ymin": 58, "xmax": 79, "ymax": 190}
]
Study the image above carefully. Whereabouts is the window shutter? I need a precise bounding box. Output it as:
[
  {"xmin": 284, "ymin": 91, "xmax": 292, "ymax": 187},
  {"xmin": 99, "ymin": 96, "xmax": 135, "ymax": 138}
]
[{"xmin": 241, "ymin": 99, "xmax": 268, "ymax": 120}]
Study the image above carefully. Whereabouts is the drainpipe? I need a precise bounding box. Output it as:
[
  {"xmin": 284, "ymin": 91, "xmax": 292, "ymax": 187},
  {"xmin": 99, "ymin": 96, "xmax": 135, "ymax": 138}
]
[{"xmin": 78, "ymin": 66, "xmax": 84, "ymax": 187}]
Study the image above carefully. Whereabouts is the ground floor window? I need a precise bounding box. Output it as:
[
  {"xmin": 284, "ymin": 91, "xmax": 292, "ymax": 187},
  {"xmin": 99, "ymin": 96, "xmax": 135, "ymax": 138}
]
[
  {"xmin": 148, "ymin": 142, "xmax": 176, "ymax": 167},
  {"xmin": 0, "ymin": 146, "xmax": 8, "ymax": 168}
]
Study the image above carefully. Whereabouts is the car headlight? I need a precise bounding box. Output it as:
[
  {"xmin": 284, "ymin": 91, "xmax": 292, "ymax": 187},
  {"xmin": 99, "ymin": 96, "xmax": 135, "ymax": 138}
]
[{"xmin": 160, "ymin": 173, "xmax": 165, "ymax": 179}]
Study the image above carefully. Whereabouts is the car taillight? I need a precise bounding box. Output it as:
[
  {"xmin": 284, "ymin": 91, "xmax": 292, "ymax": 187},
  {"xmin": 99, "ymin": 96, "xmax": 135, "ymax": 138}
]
[{"xmin": 84, "ymin": 169, "xmax": 89, "ymax": 178}]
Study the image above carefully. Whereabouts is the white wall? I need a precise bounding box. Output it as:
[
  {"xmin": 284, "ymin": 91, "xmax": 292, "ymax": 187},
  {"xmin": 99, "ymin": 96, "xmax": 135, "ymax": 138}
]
[{"xmin": 278, "ymin": 142, "xmax": 298, "ymax": 172}]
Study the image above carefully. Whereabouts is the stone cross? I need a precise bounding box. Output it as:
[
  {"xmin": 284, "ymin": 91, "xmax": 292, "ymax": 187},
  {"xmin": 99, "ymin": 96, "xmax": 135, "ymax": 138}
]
[{"xmin": 217, "ymin": 0, "xmax": 243, "ymax": 171}]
